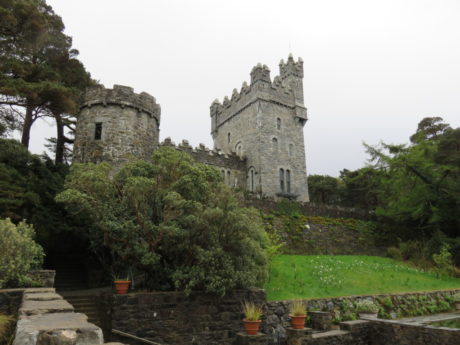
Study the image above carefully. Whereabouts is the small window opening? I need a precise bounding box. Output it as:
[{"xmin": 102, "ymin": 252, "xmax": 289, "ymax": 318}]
[
  {"xmin": 277, "ymin": 118, "xmax": 281, "ymax": 130},
  {"xmin": 227, "ymin": 170, "xmax": 231, "ymax": 185},
  {"xmin": 250, "ymin": 169, "xmax": 255, "ymax": 192},
  {"xmin": 286, "ymin": 170, "xmax": 291, "ymax": 193},
  {"xmin": 279, "ymin": 168, "xmax": 285, "ymax": 193},
  {"xmin": 272, "ymin": 138, "xmax": 278, "ymax": 152},
  {"xmin": 94, "ymin": 122, "xmax": 102, "ymax": 140},
  {"xmin": 289, "ymin": 144, "xmax": 293, "ymax": 156},
  {"xmin": 228, "ymin": 132, "xmax": 231, "ymax": 144}
]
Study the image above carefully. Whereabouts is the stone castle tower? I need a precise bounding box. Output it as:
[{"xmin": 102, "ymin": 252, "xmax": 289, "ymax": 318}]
[
  {"xmin": 73, "ymin": 85, "xmax": 161, "ymax": 165},
  {"xmin": 73, "ymin": 55, "xmax": 309, "ymax": 202},
  {"xmin": 210, "ymin": 55, "xmax": 309, "ymax": 201}
]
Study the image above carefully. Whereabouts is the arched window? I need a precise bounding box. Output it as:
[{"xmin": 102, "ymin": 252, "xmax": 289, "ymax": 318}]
[
  {"xmin": 286, "ymin": 170, "xmax": 291, "ymax": 193},
  {"xmin": 288, "ymin": 144, "xmax": 293, "ymax": 156},
  {"xmin": 272, "ymin": 137, "xmax": 278, "ymax": 152},
  {"xmin": 249, "ymin": 168, "xmax": 255, "ymax": 192},
  {"xmin": 228, "ymin": 132, "xmax": 231, "ymax": 144},
  {"xmin": 279, "ymin": 168, "xmax": 285, "ymax": 193},
  {"xmin": 236, "ymin": 143, "xmax": 243, "ymax": 158},
  {"xmin": 221, "ymin": 170, "xmax": 225, "ymax": 181},
  {"xmin": 276, "ymin": 118, "xmax": 281, "ymax": 130}
]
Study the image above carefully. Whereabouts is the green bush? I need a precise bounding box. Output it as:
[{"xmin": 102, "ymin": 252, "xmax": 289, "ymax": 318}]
[
  {"xmin": 57, "ymin": 147, "xmax": 269, "ymax": 296},
  {"xmin": 432, "ymin": 245, "xmax": 455, "ymax": 277},
  {"xmin": 0, "ymin": 218, "xmax": 44, "ymax": 288}
]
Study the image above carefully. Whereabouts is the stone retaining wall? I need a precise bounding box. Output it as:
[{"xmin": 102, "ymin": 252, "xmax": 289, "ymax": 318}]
[
  {"xmin": 265, "ymin": 288, "xmax": 460, "ymax": 340},
  {"xmin": 0, "ymin": 289, "xmax": 23, "ymax": 315},
  {"xmin": 105, "ymin": 289, "xmax": 266, "ymax": 345}
]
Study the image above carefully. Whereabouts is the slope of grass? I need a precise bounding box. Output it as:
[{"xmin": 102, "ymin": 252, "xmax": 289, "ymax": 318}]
[{"xmin": 265, "ymin": 255, "xmax": 460, "ymax": 301}]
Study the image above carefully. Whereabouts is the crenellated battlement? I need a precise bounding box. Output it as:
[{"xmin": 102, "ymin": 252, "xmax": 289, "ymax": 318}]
[
  {"xmin": 80, "ymin": 84, "xmax": 161, "ymax": 122},
  {"xmin": 161, "ymin": 137, "xmax": 245, "ymax": 162},
  {"xmin": 279, "ymin": 54, "xmax": 304, "ymax": 80},
  {"xmin": 210, "ymin": 59, "xmax": 299, "ymax": 132}
]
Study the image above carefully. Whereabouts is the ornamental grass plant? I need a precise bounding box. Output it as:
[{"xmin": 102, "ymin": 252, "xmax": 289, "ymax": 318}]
[
  {"xmin": 242, "ymin": 301, "xmax": 263, "ymax": 321},
  {"xmin": 289, "ymin": 300, "xmax": 306, "ymax": 316}
]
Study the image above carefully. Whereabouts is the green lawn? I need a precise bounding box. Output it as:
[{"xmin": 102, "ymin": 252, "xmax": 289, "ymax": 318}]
[{"xmin": 265, "ymin": 255, "xmax": 460, "ymax": 301}]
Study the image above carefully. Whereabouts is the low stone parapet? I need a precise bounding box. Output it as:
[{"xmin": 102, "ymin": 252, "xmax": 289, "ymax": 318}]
[{"xmin": 11, "ymin": 288, "xmax": 108, "ymax": 345}]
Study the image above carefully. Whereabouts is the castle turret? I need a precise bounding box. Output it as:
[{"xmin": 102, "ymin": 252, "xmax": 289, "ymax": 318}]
[
  {"xmin": 250, "ymin": 63, "xmax": 271, "ymax": 85},
  {"xmin": 279, "ymin": 54, "xmax": 307, "ymax": 124},
  {"xmin": 73, "ymin": 84, "xmax": 161, "ymax": 165}
]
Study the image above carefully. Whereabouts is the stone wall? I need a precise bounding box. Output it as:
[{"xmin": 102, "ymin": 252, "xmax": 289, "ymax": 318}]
[
  {"xmin": 264, "ymin": 288, "xmax": 460, "ymax": 343},
  {"xmin": 27, "ymin": 270, "xmax": 56, "ymax": 288},
  {"xmin": 105, "ymin": 289, "xmax": 266, "ymax": 345},
  {"xmin": 161, "ymin": 138, "xmax": 247, "ymax": 189},
  {"xmin": 244, "ymin": 198, "xmax": 371, "ymax": 220},
  {"xmin": 369, "ymin": 318, "xmax": 460, "ymax": 345},
  {"xmin": 103, "ymin": 288, "xmax": 460, "ymax": 345}
]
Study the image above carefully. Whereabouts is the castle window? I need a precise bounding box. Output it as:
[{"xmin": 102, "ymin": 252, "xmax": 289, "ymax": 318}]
[
  {"xmin": 279, "ymin": 168, "xmax": 285, "ymax": 193},
  {"xmin": 236, "ymin": 143, "xmax": 243, "ymax": 158},
  {"xmin": 227, "ymin": 170, "xmax": 231, "ymax": 185},
  {"xmin": 277, "ymin": 118, "xmax": 281, "ymax": 130},
  {"xmin": 221, "ymin": 170, "xmax": 225, "ymax": 181},
  {"xmin": 249, "ymin": 168, "xmax": 255, "ymax": 192},
  {"xmin": 289, "ymin": 144, "xmax": 293, "ymax": 156},
  {"xmin": 286, "ymin": 169, "xmax": 291, "ymax": 193},
  {"xmin": 228, "ymin": 132, "xmax": 231, "ymax": 144},
  {"xmin": 272, "ymin": 138, "xmax": 278, "ymax": 152},
  {"xmin": 94, "ymin": 122, "xmax": 102, "ymax": 140}
]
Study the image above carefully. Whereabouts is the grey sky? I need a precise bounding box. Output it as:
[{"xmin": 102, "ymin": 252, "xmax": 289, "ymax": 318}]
[{"xmin": 27, "ymin": 0, "xmax": 460, "ymax": 176}]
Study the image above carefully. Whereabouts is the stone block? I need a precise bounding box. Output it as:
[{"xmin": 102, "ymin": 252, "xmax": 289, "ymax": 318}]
[
  {"xmin": 23, "ymin": 293, "xmax": 63, "ymax": 301},
  {"xmin": 19, "ymin": 299, "xmax": 74, "ymax": 316},
  {"xmin": 286, "ymin": 327, "xmax": 313, "ymax": 345},
  {"xmin": 234, "ymin": 332, "xmax": 268, "ymax": 345},
  {"xmin": 13, "ymin": 312, "xmax": 103, "ymax": 345}
]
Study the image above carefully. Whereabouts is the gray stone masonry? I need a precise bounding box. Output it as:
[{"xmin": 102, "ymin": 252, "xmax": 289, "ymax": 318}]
[
  {"xmin": 285, "ymin": 328, "xmax": 313, "ymax": 345},
  {"xmin": 73, "ymin": 85, "xmax": 161, "ymax": 165},
  {"xmin": 211, "ymin": 55, "xmax": 309, "ymax": 202},
  {"xmin": 234, "ymin": 332, "xmax": 269, "ymax": 345},
  {"xmin": 12, "ymin": 288, "xmax": 107, "ymax": 345}
]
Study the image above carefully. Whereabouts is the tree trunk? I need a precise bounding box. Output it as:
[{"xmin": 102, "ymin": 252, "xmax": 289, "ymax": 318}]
[
  {"xmin": 54, "ymin": 111, "xmax": 65, "ymax": 164},
  {"xmin": 21, "ymin": 104, "xmax": 34, "ymax": 148}
]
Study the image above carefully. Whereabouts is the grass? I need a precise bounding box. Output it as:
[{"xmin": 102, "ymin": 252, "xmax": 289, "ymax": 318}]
[
  {"xmin": 0, "ymin": 314, "xmax": 14, "ymax": 345},
  {"xmin": 265, "ymin": 255, "xmax": 460, "ymax": 301}
]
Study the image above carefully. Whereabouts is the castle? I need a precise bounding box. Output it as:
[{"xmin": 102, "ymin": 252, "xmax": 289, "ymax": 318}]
[{"xmin": 73, "ymin": 55, "xmax": 310, "ymax": 202}]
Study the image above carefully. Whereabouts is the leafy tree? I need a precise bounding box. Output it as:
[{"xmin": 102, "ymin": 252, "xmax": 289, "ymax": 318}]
[
  {"xmin": 0, "ymin": 0, "xmax": 92, "ymax": 152},
  {"xmin": 0, "ymin": 218, "xmax": 44, "ymax": 288},
  {"xmin": 56, "ymin": 147, "xmax": 269, "ymax": 295},
  {"xmin": 340, "ymin": 167, "xmax": 382, "ymax": 211},
  {"xmin": 365, "ymin": 118, "xmax": 460, "ymax": 239},
  {"xmin": 307, "ymin": 174, "xmax": 342, "ymax": 204},
  {"xmin": 0, "ymin": 138, "xmax": 76, "ymax": 249}
]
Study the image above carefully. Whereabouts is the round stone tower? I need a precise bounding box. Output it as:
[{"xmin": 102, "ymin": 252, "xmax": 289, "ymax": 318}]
[{"xmin": 73, "ymin": 84, "xmax": 161, "ymax": 165}]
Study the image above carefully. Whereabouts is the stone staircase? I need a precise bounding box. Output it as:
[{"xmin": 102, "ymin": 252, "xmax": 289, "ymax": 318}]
[{"xmin": 64, "ymin": 294, "xmax": 101, "ymax": 326}]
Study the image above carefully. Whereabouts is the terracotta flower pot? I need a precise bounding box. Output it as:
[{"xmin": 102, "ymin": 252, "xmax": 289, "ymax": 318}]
[
  {"xmin": 114, "ymin": 280, "xmax": 131, "ymax": 294},
  {"xmin": 243, "ymin": 319, "xmax": 261, "ymax": 335},
  {"xmin": 290, "ymin": 315, "xmax": 306, "ymax": 329}
]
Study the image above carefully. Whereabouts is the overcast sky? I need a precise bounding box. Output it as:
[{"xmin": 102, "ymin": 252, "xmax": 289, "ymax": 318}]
[{"xmin": 26, "ymin": 0, "xmax": 460, "ymax": 176}]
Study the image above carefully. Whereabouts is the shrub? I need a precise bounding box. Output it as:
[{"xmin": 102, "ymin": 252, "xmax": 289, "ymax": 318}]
[
  {"xmin": 0, "ymin": 314, "xmax": 14, "ymax": 344},
  {"xmin": 57, "ymin": 147, "xmax": 269, "ymax": 296},
  {"xmin": 452, "ymin": 293, "xmax": 460, "ymax": 302},
  {"xmin": 355, "ymin": 300, "xmax": 379, "ymax": 314},
  {"xmin": 0, "ymin": 218, "xmax": 44, "ymax": 288},
  {"xmin": 432, "ymin": 245, "xmax": 455, "ymax": 277}
]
